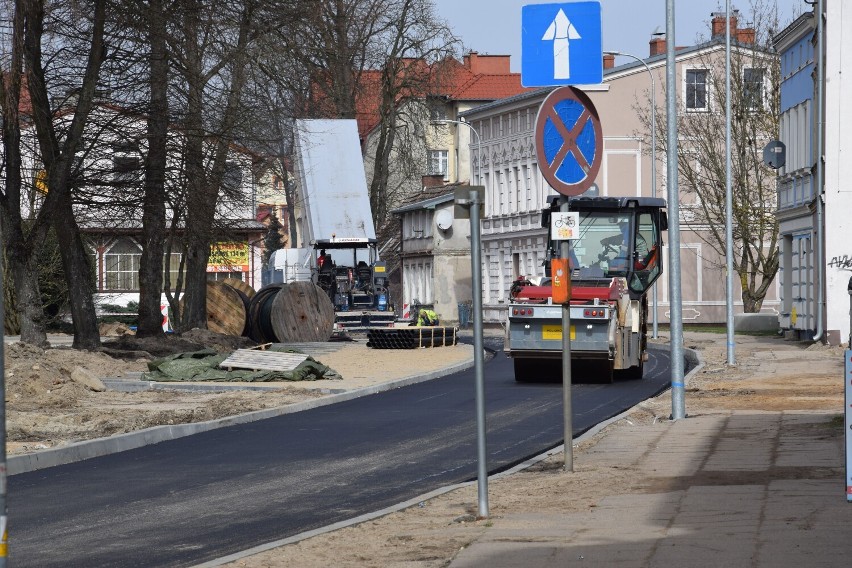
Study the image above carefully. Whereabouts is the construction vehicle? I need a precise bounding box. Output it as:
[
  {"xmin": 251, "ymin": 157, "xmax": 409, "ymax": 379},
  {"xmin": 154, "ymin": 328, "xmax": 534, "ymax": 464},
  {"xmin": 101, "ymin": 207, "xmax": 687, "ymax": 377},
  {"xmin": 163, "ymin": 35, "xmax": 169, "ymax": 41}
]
[
  {"xmin": 292, "ymin": 119, "xmax": 394, "ymax": 329},
  {"xmin": 312, "ymin": 238, "xmax": 393, "ymax": 328},
  {"xmin": 505, "ymin": 196, "xmax": 668, "ymax": 382}
]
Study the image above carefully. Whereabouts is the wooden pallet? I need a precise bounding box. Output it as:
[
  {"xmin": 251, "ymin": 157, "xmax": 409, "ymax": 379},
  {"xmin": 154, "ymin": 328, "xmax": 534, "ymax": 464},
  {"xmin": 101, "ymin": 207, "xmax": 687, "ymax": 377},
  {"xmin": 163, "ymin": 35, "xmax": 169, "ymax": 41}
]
[{"xmin": 219, "ymin": 349, "xmax": 309, "ymax": 372}]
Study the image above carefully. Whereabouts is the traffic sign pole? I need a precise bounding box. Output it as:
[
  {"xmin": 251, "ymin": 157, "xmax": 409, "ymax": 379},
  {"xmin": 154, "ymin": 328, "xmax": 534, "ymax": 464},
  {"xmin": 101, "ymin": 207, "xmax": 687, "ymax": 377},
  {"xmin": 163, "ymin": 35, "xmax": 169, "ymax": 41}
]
[
  {"xmin": 467, "ymin": 187, "xmax": 489, "ymax": 518},
  {"xmin": 526, "ymin": 2, "xmax": 603, "ymax": 472},
  {"xmin": 559, "ymin": 199, "xmax": 574, "ymax": 472}
]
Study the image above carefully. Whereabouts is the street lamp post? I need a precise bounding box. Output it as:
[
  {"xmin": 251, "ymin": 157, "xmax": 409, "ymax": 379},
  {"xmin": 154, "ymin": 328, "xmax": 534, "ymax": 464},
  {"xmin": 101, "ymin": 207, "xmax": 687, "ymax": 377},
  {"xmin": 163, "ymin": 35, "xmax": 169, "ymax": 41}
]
[
  {"xmin": 432, "ymin": 118, "xmax": 487, "ymax": 518},
  {"xmin": 604, "ymin": 50, "xmax": 659, "ymax": 339}
]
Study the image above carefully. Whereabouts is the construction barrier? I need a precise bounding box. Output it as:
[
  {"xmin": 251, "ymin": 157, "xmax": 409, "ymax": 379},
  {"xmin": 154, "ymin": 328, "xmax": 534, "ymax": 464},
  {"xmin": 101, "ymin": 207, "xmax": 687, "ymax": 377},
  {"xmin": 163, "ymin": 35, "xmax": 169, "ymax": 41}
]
[{"xmin": 366, "ymin": 326, "xmax": 458, "ymax": 349}]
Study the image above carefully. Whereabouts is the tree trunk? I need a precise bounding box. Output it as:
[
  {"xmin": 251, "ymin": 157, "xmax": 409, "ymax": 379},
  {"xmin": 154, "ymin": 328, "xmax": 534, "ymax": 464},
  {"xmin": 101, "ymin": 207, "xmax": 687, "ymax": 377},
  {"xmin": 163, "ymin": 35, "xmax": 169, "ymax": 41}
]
[
  {"xmin": 8, "ymin": 247, "xmax": 47, "ymax": 346},
  {"xmin": 179, "ymin": 0, "xmax": 252, "ymax": 331},
  {"xmin": 136, "ymin": 0, "xmax": 169, "ymax": 338},
  {"xmin": 53, "ymin": 191, "xmax": 100, "ymax": 350},
  {"xmin": 22, "ymin": 0, "xmax": 106, "ymax": 349},
  {"xmin": 0, "ymin": 1, "xmax": 47, "ymax": 345}
]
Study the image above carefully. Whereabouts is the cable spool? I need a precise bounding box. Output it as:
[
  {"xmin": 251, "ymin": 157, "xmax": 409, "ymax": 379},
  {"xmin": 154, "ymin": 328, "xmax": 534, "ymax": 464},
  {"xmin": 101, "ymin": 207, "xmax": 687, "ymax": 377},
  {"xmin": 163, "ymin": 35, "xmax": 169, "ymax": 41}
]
[
  {"xmin": 270, "ymin": 281, "xmax": 335, "ymax": 343},
  {"xmin": 247, "ymin": 284, "xmax": 284, "ymax": 343}
]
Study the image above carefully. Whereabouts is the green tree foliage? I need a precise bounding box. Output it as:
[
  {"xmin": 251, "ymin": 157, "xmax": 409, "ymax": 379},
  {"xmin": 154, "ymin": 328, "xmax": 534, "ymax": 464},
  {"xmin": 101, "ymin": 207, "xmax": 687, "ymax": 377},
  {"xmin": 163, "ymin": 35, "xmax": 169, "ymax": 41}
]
[{"xmin": 262, "ymin": 214, "xmax": 285, "ymax": 266}]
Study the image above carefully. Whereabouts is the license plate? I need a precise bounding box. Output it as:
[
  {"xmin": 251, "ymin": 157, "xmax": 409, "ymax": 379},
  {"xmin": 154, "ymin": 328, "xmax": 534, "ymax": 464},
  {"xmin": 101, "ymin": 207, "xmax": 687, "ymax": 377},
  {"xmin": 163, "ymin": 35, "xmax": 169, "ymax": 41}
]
[{"xmin": 542, "ymin": 325, "xmax": 575, "ymax": 340}]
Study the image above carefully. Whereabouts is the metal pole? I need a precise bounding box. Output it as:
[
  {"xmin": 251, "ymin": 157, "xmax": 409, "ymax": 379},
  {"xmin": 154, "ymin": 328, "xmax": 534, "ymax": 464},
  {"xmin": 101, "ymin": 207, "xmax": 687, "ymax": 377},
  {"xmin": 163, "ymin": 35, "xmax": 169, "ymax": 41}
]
[
  {"xmin": 666, "ymin": 0, "xmax": 685, "ymax": 420},
  {"xmin": 433, "ymin": 118, "xmax": 488, "ymax": 517},
  {"xmin": 813, "ymin": 0, "xmax": 826, "ymax": 342},
  {"xmin": 847, "ymin": 276, "xmax": 852, "ymax": 348},
  {"xmin": 650, "ymin": 62, "xmax": 658, "ymax": 339},
  {"xmin": 0, "ymin": 216, "xmax": 7, "ymax": 565},
  {"xmin": 465, "ymin": 121, "xmax": 488, "ymax": 517},
  {"xmin": 559, "ymin": 200, "xmax": 573, "ymax": 472},
  {"xmin": 604, "ymin": 50, "xmax": 658, "ymax": 338},
  {"xmin": 468, "ymin": 186, "xmax": 488, "ymax": 517},
  {"xmin": 725, "ymin": 0, "xmax": 736, "ymax": 365}
]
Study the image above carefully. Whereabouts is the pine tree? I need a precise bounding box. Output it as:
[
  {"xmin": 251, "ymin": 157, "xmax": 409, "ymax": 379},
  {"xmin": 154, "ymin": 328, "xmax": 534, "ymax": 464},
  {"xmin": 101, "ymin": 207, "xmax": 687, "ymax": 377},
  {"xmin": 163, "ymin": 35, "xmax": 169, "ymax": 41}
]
[{"xmin": 263, "ymin": 213, "xmax": 285, "ymax": 266}]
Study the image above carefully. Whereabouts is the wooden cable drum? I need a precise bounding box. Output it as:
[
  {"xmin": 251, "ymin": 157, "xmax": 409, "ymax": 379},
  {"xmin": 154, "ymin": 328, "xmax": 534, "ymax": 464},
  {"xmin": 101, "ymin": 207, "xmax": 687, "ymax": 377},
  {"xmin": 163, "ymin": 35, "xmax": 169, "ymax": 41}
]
[
  {"xmin": 204, "ymin": 280, "xmax": 247, "ymax": 336},
  {"xmin": 247, "ymin": 283, "xmax": 284, "ymax": 343},
  {"xmin": 222, "ymin": 277, "xmax": 256, "ymax": 299},
  {"xmin": 270, "ymin": 280, "xmax": 335, "ymax": 343},
  {"xmin": 228, "ymin": 286, "xmax": 252, "ymax": 336}
]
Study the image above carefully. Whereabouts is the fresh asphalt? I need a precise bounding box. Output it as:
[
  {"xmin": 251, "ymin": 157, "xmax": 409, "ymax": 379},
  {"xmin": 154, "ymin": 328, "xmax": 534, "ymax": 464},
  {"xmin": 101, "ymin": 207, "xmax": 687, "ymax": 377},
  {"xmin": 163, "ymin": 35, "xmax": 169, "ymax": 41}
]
[{"xmin": 9, "ymin": 344, "xmax": 675, "ymax": 567}]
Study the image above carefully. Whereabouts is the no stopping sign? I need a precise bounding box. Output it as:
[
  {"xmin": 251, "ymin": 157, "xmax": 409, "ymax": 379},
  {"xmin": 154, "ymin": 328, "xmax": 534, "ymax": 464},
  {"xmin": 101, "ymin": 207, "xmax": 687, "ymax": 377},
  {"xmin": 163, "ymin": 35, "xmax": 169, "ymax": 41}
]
[{"xmin": 534, "ymin": 86, "xmax": 603, "ymax": 196}]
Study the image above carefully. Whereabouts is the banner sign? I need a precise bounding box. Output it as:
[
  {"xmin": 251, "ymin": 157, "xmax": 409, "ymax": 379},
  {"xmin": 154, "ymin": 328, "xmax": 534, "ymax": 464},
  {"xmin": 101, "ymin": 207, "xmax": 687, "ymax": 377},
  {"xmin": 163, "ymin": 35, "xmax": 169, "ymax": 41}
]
[{"xmin": 208, "ymin": 242, "xmax": 250, "ymax": 272}]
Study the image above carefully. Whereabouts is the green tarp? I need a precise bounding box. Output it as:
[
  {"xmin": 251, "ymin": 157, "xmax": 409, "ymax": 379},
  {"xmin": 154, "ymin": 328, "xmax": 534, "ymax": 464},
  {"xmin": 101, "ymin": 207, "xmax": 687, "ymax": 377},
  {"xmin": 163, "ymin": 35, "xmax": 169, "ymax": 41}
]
[{"xmin": 142, "ymin": 348, "xmax": 342, "ymax": 382}]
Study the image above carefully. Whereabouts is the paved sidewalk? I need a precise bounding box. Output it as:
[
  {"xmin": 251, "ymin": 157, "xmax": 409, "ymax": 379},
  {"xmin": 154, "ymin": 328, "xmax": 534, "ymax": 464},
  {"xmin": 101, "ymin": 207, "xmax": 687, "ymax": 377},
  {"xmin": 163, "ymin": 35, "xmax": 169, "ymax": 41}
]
[
  {"xmin": 452, "ymin": 410, "xmax": 850, "ymax": 567},
  {"xmin": 450, "ymin": 338, "xmax": 852, "ymax": 567}
]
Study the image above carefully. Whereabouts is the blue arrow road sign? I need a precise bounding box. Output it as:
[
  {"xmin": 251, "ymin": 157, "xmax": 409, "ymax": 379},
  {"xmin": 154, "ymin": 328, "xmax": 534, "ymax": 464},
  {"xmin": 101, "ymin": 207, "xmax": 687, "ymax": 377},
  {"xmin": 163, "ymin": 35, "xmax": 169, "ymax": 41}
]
[{"xmin": 522, "ymin": 2, "xmax": 603, "ymax": 87}]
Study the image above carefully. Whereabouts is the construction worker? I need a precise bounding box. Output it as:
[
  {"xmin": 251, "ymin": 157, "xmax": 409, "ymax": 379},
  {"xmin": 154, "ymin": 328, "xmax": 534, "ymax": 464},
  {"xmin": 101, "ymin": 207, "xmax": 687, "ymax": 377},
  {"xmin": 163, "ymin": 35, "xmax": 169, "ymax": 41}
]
[
  {"xmin": 317, "ymin": 249, "xmax": 333, "ymax": 270},
  {"xmin": 412, "ymin": 308, "xmax": 439, "ymax": 327}
]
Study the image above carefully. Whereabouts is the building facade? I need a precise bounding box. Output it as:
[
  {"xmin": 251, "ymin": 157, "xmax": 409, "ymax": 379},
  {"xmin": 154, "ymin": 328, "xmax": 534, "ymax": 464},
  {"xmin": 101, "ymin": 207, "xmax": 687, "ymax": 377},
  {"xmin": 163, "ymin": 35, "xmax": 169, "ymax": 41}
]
[
  {"xmin": 364, "ymin": 53, "xmax": 531, "ymax": 317},
  {"xmin": 391, "ymin": 185, "xmax": 472, "ymax": 322},
  {"xmin": 774, "ymin": 13, "xmax": 817, "ymax": 338},
  {"xmin": 775, "ymin": 2, "xmax": 852, "ymax": 345},
  {"xmin": 823, "ymin": 0, "xmax": 852, "ymax": 346},
  {"xmin": 13, "ymin": 103, "xmax": 266, "ymax": 315}
]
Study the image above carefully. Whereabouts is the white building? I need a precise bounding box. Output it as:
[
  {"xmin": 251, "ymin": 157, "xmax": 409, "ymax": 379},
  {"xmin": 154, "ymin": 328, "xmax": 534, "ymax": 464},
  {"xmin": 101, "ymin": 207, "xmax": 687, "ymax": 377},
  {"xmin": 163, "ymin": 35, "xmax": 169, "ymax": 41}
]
[
  {"xmin": 12, "ymin": 102, "xmax": 266, "ymax": 313},
  {"xmin": 775, "ymin": 2, "xmax": 852, "ymax": 345}
]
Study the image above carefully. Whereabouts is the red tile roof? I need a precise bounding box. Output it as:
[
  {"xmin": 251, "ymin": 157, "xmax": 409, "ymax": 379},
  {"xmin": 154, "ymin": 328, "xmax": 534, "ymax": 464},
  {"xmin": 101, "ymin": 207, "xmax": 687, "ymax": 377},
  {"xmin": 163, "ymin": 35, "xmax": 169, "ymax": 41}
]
[
  {"xmin": 350, "ymin": 52, "xmax": 532, "ymax": 141},
  {"xmin": 452, "ymin": 74, "xmax": 529, "ymax": 101}
]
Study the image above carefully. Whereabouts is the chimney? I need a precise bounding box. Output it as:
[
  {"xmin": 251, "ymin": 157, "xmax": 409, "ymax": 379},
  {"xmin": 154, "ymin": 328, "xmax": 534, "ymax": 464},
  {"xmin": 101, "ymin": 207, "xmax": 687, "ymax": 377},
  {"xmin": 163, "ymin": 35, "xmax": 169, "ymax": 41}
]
[
  {"xmin": 711, "ymin": 10, "xmax": 739, "ymax": 39},
  {"xmin": 649, "ymin": 37, "xmax": 666, "ymax": 57},
  {"xmin": 737, "ymin": 27, "xmax": 756, "ymax": 44},
  {"xmin": 463, "ymin": 51, "xmax": 511, "ymax": 74},
  {"xmin": 421, "ymin": 174, "xmax": 445, "ymax": 189},
  {"xmin": 603, "ymin": 53, "xmax": 615, "ymax": 70}
]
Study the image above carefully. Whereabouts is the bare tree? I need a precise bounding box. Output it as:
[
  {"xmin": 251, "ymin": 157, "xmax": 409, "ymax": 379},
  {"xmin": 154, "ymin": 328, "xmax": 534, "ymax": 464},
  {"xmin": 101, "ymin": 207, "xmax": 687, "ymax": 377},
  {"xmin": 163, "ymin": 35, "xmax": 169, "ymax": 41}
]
[
  {"xmin": 0, "ymin": 0, "xmax": 45, "ymax": 342},
  {"xmin": 168, "ymin": 0, "xmax": 259, "ymax": 331},
  {"xmin": 292, "ymin": 0, "xmax": 459, "ymax": 227},
  {"xmin": 243, "ymin": 59, "xmax": 303, "ymax": 248},
  {"xmin": 362, "ymin": 1, "xmax": 458, "ymax": 226},
  {"xmin": 1, "ymin": 0, "xmax": 110, "ymax": 349},
  {"xmin": 133, "ymin": 0, "xmax": 170, "ymax": 338},
  {"xmin": 637, "ymin": 2, "xmax": 781, "ymax": 312}
]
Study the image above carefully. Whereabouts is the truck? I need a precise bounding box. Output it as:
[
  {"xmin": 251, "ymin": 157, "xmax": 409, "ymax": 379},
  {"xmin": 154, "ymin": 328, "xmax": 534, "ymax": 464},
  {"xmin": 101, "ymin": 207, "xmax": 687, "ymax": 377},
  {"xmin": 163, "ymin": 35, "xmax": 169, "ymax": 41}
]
[
  {"xmin": 505, "ymin": 195, "xmax": 668, "ymax": 382},
  {"xmin": 290, "ymin": 119, "xmax": 394, "ymax": 329}
]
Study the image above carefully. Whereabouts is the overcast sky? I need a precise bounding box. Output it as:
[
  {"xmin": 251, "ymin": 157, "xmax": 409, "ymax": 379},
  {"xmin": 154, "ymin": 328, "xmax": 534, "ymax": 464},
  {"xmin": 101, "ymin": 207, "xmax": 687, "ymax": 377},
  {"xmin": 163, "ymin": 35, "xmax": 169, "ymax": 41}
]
[{"xmin": 430, "ymin": 0, "xmax": 803, "ymax": 72}]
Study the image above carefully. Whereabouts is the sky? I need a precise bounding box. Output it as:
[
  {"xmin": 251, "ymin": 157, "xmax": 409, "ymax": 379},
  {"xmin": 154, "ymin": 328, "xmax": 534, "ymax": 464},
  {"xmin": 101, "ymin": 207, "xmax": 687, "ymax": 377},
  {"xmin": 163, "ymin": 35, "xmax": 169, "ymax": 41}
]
[{"xmin": 430, "ymin": 0, "xmax": 803, "ymax": 72}]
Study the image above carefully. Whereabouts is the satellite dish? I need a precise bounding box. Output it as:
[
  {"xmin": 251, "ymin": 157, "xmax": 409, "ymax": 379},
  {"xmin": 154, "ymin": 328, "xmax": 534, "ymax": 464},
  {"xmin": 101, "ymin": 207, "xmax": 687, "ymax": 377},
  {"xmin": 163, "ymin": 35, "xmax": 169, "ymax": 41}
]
[
  {"xmin": 435, "ymin": 209, "xmax": 453, "ymax": 231},
  {"xmin": 763, "ymin": 140, "xmax": 786, "ymax": 169}
]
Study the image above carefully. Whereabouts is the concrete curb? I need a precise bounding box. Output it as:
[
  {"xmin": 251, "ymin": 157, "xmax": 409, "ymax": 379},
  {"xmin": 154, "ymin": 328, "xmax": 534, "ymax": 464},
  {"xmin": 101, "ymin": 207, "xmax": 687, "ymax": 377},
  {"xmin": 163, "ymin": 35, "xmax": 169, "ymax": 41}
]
[{"xmin": 9, "ymin": 356, "xmax": 475, "ymax": 475}]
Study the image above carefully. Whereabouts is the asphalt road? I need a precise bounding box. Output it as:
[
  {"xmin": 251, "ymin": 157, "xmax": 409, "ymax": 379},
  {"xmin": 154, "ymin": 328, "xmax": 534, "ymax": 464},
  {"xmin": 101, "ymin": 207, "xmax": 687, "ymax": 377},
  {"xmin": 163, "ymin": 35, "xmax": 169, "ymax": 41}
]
[{"xmin": 9, "ymin": 345, "xmax": 674, "ymax": 567}]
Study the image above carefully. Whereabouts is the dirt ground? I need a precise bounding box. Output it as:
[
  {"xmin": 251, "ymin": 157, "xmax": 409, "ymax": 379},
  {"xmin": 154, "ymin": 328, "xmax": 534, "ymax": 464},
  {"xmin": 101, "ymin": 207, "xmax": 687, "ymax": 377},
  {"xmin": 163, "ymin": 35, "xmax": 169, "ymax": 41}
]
[
  {"xmin": 4, "ymin": 326, "xmax": 473, "ymax": 455},
  {"xmin": 4, "ymin": 328, "xmax": 848, "ymax": 567}
]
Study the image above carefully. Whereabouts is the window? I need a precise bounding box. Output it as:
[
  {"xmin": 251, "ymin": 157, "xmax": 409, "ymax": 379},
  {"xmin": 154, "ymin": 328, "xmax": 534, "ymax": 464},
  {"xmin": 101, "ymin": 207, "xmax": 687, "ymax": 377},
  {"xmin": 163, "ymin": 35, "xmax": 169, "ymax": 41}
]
[
  {"xmin": 743, "ymin": 68, "xmax": 765, "ymax": 111},
  {"xmin": 685, "ymin": 69, "xmax": 708, "ymax": 111},
  {"xmin": 207, "ymin": 271, "xmax": 244, "ymax": 282},
  {"xmin": 104, "ymin": 238, "xmax": 141, "ymax": 290},
  {"xmin": 426, "ymin": 98, "xmax": 447, "ymax": 121},
  {"xmin": 428, "ymin": 150, "xmax": 448, "ymax": 177},
  {"xmin": 163, "ymin": 250, "xmax": 184, "ymax": 289},
  {"xmin": 222, "ymin": 161, "xmax": 243, "ymax": 194},
  {"xmin": 112, "ymin": 140, "xmax": 141, "ymax": 185}
]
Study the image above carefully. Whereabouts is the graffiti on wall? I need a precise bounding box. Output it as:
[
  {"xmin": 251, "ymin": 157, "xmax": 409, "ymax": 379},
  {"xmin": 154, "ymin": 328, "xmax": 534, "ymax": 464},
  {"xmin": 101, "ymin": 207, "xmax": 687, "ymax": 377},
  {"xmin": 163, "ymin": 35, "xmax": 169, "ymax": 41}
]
[{"xmin": 828, "ymin": 255, "xmax": 852, "ymax": 269}]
